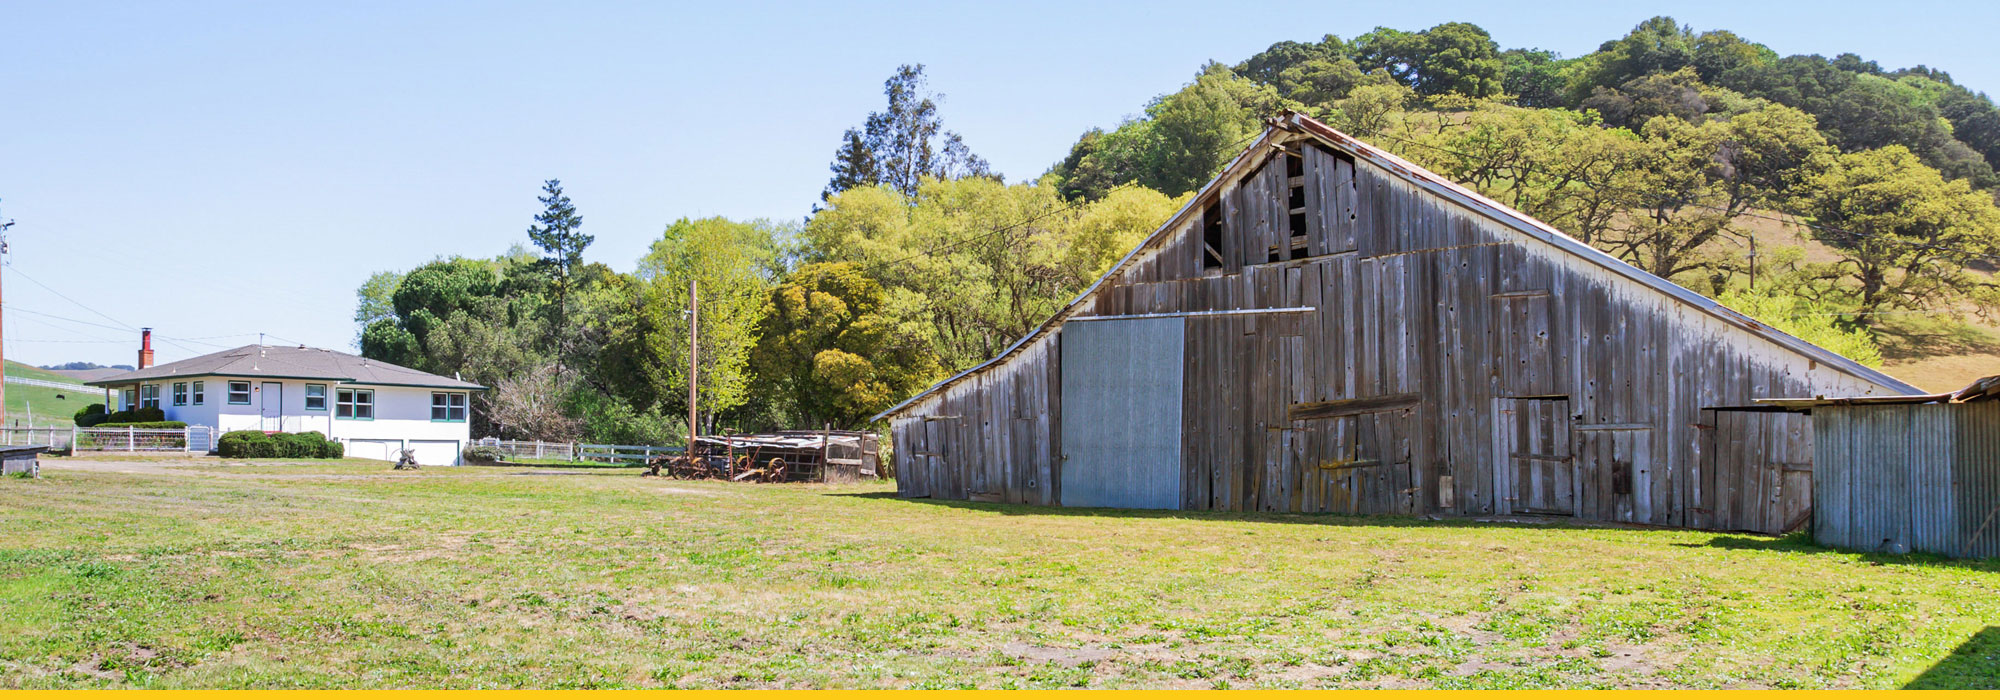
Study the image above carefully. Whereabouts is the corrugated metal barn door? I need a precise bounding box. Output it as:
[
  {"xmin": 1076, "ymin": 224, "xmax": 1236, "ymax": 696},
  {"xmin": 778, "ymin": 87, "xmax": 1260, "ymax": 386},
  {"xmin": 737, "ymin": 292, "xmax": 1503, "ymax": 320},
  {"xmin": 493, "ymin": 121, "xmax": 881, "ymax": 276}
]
[{"xmin": 1059, "ymin": 317, "xmax": 1186, "ymax": 509}]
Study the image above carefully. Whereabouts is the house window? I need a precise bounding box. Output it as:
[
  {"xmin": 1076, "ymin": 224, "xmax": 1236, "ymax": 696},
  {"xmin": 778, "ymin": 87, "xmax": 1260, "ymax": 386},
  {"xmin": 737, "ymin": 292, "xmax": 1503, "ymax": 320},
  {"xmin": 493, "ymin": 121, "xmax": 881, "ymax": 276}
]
[
  {"xmin": 304, "ymin": 384, "xmax": 328, "ymax": 411},
  {"xmin": 431, "ymin": 392, "xmax": 467, "ymax": 422},
  {"xmin": 336, "ymin": 388, "xmax": 374, "ymax": 420},
  {"xmin": 192, "ymin": 381, "xmax": 205, "ymax": 405},
  {"xmin": 172, "ymin": 382, "xmax": 188, "ymax": 406},
  {"xmin": 140, "ymin": 384, "xmax": 161, "ymax": 409},
  {"xmin": 227, "ymin": 381, "xmax": 252, "ymax": 405}
]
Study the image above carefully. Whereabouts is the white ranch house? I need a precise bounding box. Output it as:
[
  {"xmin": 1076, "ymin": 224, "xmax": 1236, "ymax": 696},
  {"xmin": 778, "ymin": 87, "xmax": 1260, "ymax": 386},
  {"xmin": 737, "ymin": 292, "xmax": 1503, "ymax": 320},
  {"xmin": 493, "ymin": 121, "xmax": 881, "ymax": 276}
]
[{"xmin": 88, "ymin": 343, "xmax": 483, "ymax": 465}]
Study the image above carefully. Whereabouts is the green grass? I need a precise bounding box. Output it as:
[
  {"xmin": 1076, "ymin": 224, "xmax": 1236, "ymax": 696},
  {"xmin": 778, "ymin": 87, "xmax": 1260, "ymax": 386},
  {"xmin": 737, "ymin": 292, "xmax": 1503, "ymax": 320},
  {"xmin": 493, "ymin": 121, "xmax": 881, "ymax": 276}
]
[
  {"xmin": 2, "ymin": 361, "xmax": 106, "ymax": 428},
  {"xmin": 1, "ymin": 458, "xmax": 1997, "ymax": 689}
]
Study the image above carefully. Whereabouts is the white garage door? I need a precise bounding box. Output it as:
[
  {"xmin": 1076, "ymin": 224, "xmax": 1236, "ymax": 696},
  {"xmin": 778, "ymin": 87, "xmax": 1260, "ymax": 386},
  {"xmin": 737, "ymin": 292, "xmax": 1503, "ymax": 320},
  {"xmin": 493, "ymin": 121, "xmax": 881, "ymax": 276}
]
[
  {"xmin": 409, "ymin": 440, "xmax": 461, "ymax": 466},
  {"xmin": 346, "ymin": 439, "xmax": 399, "ymax": 462}
]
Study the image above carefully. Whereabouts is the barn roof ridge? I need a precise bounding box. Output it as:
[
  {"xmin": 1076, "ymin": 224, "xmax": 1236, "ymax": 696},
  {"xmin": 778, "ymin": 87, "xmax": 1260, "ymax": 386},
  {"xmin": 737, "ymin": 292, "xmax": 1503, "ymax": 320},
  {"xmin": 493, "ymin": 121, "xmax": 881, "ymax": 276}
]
[{"xmin": 870, "ymin": 111, "xmax": 1917, "ymax": 422}]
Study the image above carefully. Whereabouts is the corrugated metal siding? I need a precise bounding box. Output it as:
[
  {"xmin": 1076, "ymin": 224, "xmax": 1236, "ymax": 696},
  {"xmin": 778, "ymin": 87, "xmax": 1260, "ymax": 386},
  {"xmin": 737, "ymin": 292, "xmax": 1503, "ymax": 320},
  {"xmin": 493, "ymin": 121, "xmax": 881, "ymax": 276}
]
[
  {"xmin": 1058, "ymin": 317, "xmax": 1185, "ymax": 509},
  {"xmin": 1814, "ymin": 402, "xmax": 2000, "ymax": 558},
  {"xmin": 1958, "ymin": 402, "xmax": 2000, "ymax": 559}
]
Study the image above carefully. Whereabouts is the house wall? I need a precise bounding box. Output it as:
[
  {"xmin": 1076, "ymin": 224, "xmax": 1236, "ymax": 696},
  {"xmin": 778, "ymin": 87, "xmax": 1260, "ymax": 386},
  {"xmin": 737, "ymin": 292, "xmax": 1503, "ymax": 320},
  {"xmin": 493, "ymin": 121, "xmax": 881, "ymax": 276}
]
[
  {"xmin": 138, "ymin": 375, "xmax": 471, "ymax": 460},
  {"xmin": 889, "ymin": 134, "xmax": 1910, "ymax": 533}
]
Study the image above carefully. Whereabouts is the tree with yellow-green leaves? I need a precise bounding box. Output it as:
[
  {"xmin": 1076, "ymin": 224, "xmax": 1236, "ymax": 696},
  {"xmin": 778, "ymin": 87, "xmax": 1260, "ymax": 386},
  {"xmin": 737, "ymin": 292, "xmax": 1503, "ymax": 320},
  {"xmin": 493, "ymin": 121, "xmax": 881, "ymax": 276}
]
[
  {"xmin": 749, "ymin": 262, "xmax": 942, "ymax": 428},
  {"xmin": 804, "ymin": 177, "xmax": 1182, "ymax": 371},
  {"xmin": 598, "ymin": 217, "xmax": 787, "ymax": 433},
  {"xmin": 1800, "ymin": 146, "xmax": 2000, "ymax": 314}
]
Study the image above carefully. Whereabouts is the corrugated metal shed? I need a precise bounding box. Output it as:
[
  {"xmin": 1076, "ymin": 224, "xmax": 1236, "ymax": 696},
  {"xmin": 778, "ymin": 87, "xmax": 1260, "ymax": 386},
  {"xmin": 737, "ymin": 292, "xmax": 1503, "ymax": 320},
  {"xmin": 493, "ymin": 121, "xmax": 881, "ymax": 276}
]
[{"xmin": 1764, "ymin": 376, "xmax": 2000, "ymax": 558}]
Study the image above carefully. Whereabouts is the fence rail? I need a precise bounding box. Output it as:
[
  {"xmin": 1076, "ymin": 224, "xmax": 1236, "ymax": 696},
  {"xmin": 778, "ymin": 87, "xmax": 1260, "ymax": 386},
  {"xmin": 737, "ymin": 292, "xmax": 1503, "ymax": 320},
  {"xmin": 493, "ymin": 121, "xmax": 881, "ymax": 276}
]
[
  {"xmin": 473, "ymin": 437, "xmax": 684, "ymax": 463},
  {"xmin": 5, "ymin": 375, "xmax": 101, "ymax": 394},
  {"xmin": 577, "ymin": 443, "xmax": 685, "ymax": 463},
  {"xmin": 74, "ymin": 427, "xmax": 191, "ymax": 452},
  {"xmin": 0, "ymin": 427, "xmax": 76, "ymax": 450}
]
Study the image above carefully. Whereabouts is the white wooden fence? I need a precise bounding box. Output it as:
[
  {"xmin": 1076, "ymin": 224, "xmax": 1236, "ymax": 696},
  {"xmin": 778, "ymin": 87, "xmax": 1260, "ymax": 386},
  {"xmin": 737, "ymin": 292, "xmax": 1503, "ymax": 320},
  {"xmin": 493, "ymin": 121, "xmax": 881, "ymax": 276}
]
[
  {"xmin": 0, "ymin": 426, "xmax": 218, "ymax": 453},
  {"xmin": 5, "ymin": 375, "xmax": 101, "ymax": 394},
  {"xmin": 473, "ymin": 437, "xmax": 684, "ymax": 463}
]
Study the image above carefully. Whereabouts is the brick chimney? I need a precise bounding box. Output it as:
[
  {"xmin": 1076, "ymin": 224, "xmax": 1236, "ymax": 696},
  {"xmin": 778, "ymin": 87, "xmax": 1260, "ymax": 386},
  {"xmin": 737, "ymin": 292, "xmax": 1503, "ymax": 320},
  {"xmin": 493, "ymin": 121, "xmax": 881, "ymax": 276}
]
[{"xmin": 138, "ymin": 328, "xmax": 154, "ymax": 369}]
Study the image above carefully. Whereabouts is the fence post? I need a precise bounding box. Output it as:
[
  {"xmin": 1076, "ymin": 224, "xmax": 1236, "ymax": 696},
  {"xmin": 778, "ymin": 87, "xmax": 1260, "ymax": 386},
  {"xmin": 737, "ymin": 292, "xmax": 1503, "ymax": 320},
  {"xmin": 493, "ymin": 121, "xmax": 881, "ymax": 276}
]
[
  {"xmin": 70, "ymin": 426, "xmax": 78, "ymax": 453},
  {"xmin": 127, "ymin": 426, "xmax": 136, "ymax": 452}
]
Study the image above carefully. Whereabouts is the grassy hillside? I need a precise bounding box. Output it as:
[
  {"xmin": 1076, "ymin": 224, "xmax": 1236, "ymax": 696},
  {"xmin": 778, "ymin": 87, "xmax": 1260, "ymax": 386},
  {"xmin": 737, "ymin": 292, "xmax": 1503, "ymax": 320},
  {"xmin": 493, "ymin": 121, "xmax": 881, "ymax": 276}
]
[
  {"xmin": 1684, "ymin": 212, "xmax": 1996, "ymax": 393},
  {"xmin": 2, "ymin": 360, "xmax": 111, "ymax": 428}
]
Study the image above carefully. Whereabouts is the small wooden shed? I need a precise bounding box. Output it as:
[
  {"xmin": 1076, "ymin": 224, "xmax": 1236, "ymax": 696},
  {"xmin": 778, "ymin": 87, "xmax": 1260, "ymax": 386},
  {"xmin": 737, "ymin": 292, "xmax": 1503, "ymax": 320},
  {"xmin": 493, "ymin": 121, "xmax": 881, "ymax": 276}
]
[
  {"xmin": 1762, "ymin": 376, "xmax": 2000, "ymax": 558},
  {"xmin": 0, "ymin": 445, "xmax": 46, "ymax": 478}
]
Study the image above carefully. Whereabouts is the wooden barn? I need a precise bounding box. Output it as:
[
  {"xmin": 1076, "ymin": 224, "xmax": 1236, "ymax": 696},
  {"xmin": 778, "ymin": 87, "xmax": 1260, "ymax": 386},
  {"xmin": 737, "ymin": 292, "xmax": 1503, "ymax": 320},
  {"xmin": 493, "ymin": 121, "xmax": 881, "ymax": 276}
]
[{"xmin": 873, "ymin": 111, "xmax": 1919, "ymax": 533}]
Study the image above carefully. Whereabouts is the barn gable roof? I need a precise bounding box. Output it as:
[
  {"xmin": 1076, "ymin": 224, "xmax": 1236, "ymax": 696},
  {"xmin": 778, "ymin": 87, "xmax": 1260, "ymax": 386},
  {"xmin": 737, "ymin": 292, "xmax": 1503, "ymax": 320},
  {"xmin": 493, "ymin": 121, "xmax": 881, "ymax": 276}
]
[{"xmin": 872, "ymin": 111, "xmax": 1917, "ymax": 422}]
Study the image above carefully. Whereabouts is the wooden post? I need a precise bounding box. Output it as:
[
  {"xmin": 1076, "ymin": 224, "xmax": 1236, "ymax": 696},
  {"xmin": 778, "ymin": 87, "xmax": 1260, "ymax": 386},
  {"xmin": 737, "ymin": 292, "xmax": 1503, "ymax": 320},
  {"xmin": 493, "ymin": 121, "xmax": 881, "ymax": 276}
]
[
  {"xmin": 820, "ymin": 423, "xmax": 831, "ymax": 483},
  {"xmin": 687, "ymin": 278, "xmax": 699, "ymax": 465}
]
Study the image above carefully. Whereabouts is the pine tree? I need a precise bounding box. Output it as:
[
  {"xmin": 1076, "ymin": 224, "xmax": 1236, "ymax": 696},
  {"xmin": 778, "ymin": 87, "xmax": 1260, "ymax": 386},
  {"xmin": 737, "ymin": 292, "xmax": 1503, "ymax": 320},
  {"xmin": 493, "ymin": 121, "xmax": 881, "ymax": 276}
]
[
  {"xmin": 526, "ymin": 179, "xmax": 591, "ymax": 378},
  {"xmin": 821, "ymin": 64, "xmax": 994, "ymax": 201}
]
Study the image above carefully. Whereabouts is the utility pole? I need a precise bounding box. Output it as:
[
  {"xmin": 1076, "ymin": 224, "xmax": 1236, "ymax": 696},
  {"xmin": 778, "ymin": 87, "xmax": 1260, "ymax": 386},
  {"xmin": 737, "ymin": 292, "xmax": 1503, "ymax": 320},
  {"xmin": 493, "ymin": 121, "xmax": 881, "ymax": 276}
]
[
  {"xmin": 687, "ymin": 278, "xmax": 699, "ymax": 458},
  {"xmin": 0, "ymin": 201, "xmax": 14, "ymax": 429}
]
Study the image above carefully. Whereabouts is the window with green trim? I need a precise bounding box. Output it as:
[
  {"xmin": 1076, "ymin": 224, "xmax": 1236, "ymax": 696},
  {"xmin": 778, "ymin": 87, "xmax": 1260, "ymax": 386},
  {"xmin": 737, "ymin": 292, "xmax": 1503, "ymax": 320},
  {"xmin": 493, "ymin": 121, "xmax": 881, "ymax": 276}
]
[
  {"xmin": 191, "ymin": 381, "xmax": 205, "ymax": 405},
  {"xmin": 304, "ymin": 384, "xmax": 328, "ymax": 411},
  {"xmin": 140, "ymin": 384, "xmax": 161, "ymax": 409},
  {"xmin": 431, "ymin": 392, "xmax": 467, "ymax": 421},
  {"xmin": 336, "ymin": 388, "xmax": 374, "ymax": 419},
  {"xmin": 227, "ymin": 381, "xmax": 252, "ymax": 404},
  {"xmin": 172, "ymin": 382, "xmax": 188, "ymax": 406}
]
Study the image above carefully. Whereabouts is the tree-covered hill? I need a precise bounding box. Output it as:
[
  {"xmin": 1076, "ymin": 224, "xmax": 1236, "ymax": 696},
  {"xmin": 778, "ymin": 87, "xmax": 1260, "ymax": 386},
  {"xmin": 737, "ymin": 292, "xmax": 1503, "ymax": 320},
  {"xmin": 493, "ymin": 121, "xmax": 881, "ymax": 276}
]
[{"xmin": 1050, "ymin": 17, "xmax": 2000, "ymax": 199}]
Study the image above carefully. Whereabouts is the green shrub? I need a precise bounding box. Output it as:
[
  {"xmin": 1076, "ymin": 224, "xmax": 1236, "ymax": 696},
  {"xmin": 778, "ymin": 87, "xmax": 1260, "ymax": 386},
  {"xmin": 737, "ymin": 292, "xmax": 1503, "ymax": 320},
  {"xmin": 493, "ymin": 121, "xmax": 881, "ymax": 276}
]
[
  {"xmin": 217, "ymin": 431, "xmax": 278, "ymax": 459},
  {"xmin": 88, "ymin": 406, "xmax": 168, "ymax": 426},
  {"xmin": 217, "ymin": 430, "xmax": 344, "ymax": 459},
  {"xmin": 276, "ymin": 432, "xmax": 318, "ymax": 458},
  {"xmin": 93, "ymin": 421, "xmax": 188, "ymax": 429},
  {"xmin": 74, "ymin": 404, "xmax": 108, "ymax": 427},
  {"xmin": 463, "ymin": 444, "xmax": 507, "ymax": 464}
]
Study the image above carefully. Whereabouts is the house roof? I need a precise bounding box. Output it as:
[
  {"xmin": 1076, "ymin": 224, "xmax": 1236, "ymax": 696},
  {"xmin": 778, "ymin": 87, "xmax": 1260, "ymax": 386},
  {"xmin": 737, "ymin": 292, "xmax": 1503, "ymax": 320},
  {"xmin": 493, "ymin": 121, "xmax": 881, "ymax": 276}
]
[
  {"xmin": 86, "ymin": 345, "xmax": 485, "ymax": 390},
  {"xmin": 871, "ymin": 111, "xmax": 1918, "ymax": 422}
]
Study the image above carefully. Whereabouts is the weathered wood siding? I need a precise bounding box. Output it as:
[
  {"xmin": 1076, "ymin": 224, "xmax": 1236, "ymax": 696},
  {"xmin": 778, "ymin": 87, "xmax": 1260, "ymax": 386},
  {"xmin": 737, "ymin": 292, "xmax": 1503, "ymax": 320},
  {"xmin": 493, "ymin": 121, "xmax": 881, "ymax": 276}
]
[{"xmin": 889, "ymin": 135, "xmax": 1905, "ymax": 532}]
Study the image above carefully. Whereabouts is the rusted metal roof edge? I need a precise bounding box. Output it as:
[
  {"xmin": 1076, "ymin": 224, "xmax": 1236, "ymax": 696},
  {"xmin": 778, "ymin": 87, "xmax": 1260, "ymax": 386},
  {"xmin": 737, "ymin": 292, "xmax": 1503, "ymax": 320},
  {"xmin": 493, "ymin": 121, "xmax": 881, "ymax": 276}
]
[
  {"xmin": 870, "ymin": 125, "xmax": 1293, "ymax": 422},
  {"xmin": 1758, "ymin": 373, "xmax": 2000, "ymax": 407},
  {"xmin": 1283, "ymin": 112, "xmax": 1921, "ymax": 396}
]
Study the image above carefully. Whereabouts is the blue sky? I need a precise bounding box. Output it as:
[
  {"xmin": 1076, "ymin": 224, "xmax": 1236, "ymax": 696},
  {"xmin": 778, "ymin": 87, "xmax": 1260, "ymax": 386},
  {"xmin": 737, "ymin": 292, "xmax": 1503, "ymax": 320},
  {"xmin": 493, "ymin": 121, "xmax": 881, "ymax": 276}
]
[{"xmin": 4, "ymin": 0, "xmax": 1996, "ymax": 367}]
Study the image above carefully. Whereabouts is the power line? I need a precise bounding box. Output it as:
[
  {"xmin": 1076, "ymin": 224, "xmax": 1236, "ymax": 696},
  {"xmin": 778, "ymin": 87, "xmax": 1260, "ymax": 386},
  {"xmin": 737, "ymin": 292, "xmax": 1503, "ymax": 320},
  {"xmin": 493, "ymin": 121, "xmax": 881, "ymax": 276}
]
[
  {"xmin": 0, "ymin": 305, "xmax": 132, "ymax": 333},
  {"xmin": 2, "ymin": 263, "xmax": 139, "ymax": 332}
]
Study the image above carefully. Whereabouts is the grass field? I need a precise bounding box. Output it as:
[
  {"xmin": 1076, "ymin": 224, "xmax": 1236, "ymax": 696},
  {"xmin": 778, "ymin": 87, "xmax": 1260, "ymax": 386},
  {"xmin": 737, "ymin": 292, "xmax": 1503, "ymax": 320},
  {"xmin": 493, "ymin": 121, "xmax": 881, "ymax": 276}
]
[
  {"xmin": 1, "ymin": 361, "xmax": 107, "ymax": 428},
  {"xmin": 1, "ymin": 457, "xmax": 1997, "ymax": 689}
]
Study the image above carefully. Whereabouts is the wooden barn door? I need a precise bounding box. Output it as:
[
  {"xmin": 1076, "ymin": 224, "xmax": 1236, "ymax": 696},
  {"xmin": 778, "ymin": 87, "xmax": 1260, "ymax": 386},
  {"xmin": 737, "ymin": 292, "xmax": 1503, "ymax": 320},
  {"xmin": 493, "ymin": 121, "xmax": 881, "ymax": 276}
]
[
  {"xmin": 1495, "ymin": 398, "xmax": 1575, "ymax": 516},
  {"xmin": 1059, "ymin": 317, "xmax": 1186, "ymax": 509},
  {"xmin": 1699, "ymin": 409, "xmax": 1814, "ymax": 533}
]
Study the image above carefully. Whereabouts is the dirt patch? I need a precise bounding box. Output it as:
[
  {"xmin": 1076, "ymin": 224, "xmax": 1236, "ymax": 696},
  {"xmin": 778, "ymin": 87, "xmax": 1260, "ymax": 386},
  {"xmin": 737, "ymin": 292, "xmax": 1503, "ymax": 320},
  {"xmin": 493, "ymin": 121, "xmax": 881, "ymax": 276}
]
[{"xmin": 1000, "ymin": 642, "xmax": 1117, "ymax": 667}]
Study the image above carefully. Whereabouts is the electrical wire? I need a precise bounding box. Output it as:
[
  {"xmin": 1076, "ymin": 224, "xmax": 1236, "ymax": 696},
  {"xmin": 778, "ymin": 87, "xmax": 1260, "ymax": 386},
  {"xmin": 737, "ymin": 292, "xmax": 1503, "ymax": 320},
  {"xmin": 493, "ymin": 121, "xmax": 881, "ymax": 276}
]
[{"xmin": 2, "ymin": 263, "xmax": 140, "ymax": 331}]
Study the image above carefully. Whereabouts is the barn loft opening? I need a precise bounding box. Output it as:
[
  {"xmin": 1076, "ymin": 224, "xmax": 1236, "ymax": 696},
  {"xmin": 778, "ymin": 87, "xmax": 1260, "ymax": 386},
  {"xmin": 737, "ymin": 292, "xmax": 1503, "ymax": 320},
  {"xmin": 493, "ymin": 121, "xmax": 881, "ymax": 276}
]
[
  {"xmin": 1201, "ymin": 203, "xmax": 1225, "ymax": 270},
  {"xmin": 1286, "ymin": 151, "xmax": 1309, "ymax": 259}
]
